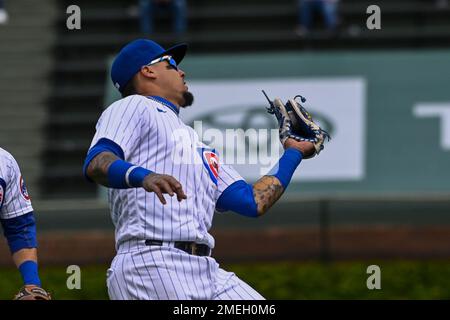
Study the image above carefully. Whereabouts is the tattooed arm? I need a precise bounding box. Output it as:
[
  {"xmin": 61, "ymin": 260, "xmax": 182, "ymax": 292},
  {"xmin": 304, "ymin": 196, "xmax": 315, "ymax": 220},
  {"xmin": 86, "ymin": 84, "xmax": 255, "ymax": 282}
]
[
  {"xmin": 252, "ymin": 175, "xmax": 284, "ymax": 216},
  {"xmin": 85, "ymin": 151, "xmax": 187, "ymax": 203},
  {"xmin": 253, "ymin": 139, "xmax": 315, "ymax": 216},
  {"xmin": 216, "ymin": 140, "xmax": 315, "ymax": 217},
  {"xmin": 85, "ymin": 151, "xmax": 120, "ymax": 186}
]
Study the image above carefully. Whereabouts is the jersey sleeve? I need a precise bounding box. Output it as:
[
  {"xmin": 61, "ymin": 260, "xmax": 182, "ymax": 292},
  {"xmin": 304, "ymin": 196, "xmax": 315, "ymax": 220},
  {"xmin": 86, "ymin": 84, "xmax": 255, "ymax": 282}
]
[
  {"xmin": 89, "ymin": 95, "xmax": 149, "ymax": 159},
  {"xmin": 215, "ymin": 162, "xmax": 245, "ymax": 203},
  {"xmin": 0, "ymin": 153, "xmax": 33, "ymax": 219}
]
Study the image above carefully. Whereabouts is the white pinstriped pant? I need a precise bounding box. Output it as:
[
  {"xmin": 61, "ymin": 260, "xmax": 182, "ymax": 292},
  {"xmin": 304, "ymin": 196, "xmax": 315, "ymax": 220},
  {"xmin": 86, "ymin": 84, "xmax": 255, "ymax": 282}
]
[{"xmin": 107, "ymin": 243, "xmax": 265, "ymax": 300}]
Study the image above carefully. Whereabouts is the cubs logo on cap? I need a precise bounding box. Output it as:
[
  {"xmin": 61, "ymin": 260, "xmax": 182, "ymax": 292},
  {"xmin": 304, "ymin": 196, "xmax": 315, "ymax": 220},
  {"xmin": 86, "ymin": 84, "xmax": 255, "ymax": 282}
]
[{"xmin": 198, "ymin": 148, "xmax": 219, "ymax": 186}]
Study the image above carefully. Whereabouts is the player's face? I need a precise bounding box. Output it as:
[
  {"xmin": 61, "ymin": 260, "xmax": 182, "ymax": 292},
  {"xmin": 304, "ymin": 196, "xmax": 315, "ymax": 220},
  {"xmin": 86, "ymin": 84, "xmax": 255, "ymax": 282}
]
[
  {"xmin": 143, "ymin": 56, "xmax": 193, "ymax": 107},
  {"xmin": 166, "ymin": 61, "xmax": 187, "ymax": 93},
  {"xmin": 165, "ymin": 64, "xmax": 194, "ymax": 108},
  {"xmin": 153, "ymin": 60, "xmax": 189, "ymax": 106}
]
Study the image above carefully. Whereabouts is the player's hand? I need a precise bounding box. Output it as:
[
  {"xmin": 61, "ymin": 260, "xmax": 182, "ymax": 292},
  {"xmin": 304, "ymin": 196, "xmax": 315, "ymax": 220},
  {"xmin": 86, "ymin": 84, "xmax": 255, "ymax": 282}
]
[
  {"xmin": 142, "ymin": 173, "xmax": 187, "ymax": 205},
  {"xmin": 284, "ymin": 138, "xmax": 315, "ymax": 158}
]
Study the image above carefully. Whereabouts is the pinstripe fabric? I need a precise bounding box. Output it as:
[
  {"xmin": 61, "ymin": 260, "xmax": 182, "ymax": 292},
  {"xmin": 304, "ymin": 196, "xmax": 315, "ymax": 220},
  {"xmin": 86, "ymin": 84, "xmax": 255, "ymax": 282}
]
[
  {"xmin": 0, "ymin": 148, "xmax": 33, "ymax": 219},
  {"xmin": 90, "ymin": 95, "xmax": 263, "ymax": 300},
  {"xmin": 213, "ymin": 267, "xmax": 265, "ymax": 300},
  {"xmin": 107, "ymin": 246, "xmax": 264, "ymax": 300},
  {"xmin": 89, "ymin": 95, "xmax": 243, "ymax": 251}
]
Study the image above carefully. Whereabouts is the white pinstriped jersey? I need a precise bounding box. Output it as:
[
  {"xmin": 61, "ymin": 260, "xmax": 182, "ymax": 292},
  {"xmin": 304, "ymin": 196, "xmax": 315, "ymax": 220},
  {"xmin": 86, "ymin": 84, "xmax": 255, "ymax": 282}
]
[
  {"xmin": 89, "ymin": 95, "xmax": 243, "ymax": 250},
  {"xmin": 0, "ymin": 148, "xmax": 33, "ymax": 220}
]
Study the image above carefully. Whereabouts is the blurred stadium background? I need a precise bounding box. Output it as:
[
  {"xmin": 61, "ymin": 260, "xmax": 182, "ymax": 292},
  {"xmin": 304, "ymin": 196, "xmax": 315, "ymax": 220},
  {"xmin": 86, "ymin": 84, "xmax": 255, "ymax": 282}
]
[{"xmin": 1, "ymin": 0, "xmax": 450, "ymax": 299}]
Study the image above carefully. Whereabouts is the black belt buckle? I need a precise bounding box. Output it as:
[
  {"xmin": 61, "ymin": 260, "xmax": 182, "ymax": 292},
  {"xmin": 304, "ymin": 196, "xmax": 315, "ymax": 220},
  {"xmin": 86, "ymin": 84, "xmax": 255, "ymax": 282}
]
[
  {"xmin": 145, "ymin": 240, "xmax": 210, "ymax": 256},
  {"xmin": 145, "ymin": 240, "xmax": 163, "ymax": 246},
  {"xmin": 188, "ymin": 242, "xmax": 197, "ymax": 255},
  {"xmin": 176, "ymin": 241, "xmax": 210, "ymax": 256}
]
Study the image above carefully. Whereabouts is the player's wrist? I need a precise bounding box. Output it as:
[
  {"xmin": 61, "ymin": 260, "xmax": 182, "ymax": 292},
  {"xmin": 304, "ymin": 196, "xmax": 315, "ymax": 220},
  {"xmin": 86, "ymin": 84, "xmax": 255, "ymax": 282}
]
[
  {"xmin": 107, "ymin": 159, "xmax": 153, "ymax": 189},
  {"xmin": 128, "ymin": 166, "xmax": 152, "ymax": 187},
  {"xmin": 18, "ymin": 260, "xmax": 41, "ymax": 287},
  {"xmin": 266, "ymin": 148, "xmax": 303, "ymax": 189},
  {"xmin": 284, "ymin": 139, "xmax": 313, "ymax": 157},
  {"xmin": 284, "ymin": 147, "xmax": 304, "ymax": 158}
]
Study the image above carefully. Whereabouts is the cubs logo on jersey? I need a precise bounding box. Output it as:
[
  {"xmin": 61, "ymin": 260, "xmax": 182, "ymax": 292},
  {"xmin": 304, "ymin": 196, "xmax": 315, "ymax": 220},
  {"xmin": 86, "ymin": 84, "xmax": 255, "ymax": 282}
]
[
  {"xmin": 0, "ymin": 147, "xmax": 34, "ymax": 218},
  {"xmin": 20, "ymin": 176, "xmax": 30, "ymax": 201},
  {"xmin": 88, "ymin": 95, "xmax": 244, "ymax": 256},
  {"xmin": 0, "ymin": 178, "xmax": 5, "ymax": 209},
  {"xmin": 198, "ymin": 148, "xmax": 219, "ymax": 186}
]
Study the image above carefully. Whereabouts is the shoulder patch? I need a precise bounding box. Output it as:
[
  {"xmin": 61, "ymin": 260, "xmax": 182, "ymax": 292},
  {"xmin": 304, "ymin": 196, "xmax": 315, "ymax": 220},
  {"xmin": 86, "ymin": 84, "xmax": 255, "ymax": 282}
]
[
  {"xmin": 198, "ymin": 148, "xmax": 219, "ymax": 186},
  {"xmin": 0, "ymin": 178, "xmax": 5, "ymax": 209},
  {"xmin": 19, "ymin": 176, "xmax": 31, "ymax": 201}
]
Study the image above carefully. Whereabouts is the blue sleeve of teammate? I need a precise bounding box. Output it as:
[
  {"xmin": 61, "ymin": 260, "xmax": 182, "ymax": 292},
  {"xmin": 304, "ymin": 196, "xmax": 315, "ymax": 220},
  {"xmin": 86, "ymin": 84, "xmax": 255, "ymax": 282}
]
[
  {"xmin": 1, "ymin": 213, "xmax": 41, "ymax": 286},
  {"xmin": 0, "ymin": 212, "xmax": 37, "ymax": 253},
  {"xmin": 83, "ymin": 138, "xmax": 125, "ymax": 181},
  {"xmin": 216, "ymin": 180, "xmax": 258, "ymax": 218}
]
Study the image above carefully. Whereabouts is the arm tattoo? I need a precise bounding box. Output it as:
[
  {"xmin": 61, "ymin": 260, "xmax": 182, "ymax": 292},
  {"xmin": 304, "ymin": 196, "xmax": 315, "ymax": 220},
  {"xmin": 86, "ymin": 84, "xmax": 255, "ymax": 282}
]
[
  {"xmin": 86, "ymin": 152, "xmax": 119, "ymax": 186},
  {"xmin": 253, "ymin": 175, "xmax": 284, "ymax": 216}
]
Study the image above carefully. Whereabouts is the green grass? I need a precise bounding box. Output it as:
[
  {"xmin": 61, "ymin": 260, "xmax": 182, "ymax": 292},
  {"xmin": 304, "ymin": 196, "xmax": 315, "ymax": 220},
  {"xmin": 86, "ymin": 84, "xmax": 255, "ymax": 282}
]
[{"xmin": 1, "ymin": 261, "xmax": 450, "ymax": 300}]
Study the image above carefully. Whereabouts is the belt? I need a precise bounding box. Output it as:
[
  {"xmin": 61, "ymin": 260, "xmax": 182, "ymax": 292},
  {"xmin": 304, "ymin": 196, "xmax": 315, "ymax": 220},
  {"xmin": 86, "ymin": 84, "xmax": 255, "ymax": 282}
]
[{"xmin": 145, "ymin": 240, "xmax": 211, "ymax": 257}]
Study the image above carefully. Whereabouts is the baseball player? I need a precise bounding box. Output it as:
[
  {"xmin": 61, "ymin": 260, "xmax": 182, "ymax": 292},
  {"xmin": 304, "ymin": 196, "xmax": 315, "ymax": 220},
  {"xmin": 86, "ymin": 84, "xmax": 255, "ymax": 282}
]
[
  {"xmin": 0, "ymin": 147, "xmax": 50, "ymax": 300},
  {"xmin": 83, "ymin": 39, "xmax": 324, "ymax": 300}
]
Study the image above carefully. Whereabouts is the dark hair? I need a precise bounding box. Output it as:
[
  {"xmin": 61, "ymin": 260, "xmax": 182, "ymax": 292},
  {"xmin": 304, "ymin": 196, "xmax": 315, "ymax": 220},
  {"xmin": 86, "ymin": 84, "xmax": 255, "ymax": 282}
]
[{"xmin": 121, "ymin": 76, "xmax": 138, "ymax": 98}]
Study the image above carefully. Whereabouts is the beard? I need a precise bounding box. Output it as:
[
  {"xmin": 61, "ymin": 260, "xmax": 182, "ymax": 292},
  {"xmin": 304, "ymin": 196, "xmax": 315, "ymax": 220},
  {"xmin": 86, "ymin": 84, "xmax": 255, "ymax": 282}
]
[{"xmin": 180, "ymin": 91, "xmax": 194, "ymax": 108}]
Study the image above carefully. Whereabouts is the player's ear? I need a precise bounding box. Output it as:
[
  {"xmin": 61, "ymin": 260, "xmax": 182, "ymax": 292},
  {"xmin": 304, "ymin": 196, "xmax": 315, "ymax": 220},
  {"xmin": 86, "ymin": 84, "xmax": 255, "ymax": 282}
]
[{"xmin": 140, "ymin": 66, "xmax": 157, "ymax": 80}]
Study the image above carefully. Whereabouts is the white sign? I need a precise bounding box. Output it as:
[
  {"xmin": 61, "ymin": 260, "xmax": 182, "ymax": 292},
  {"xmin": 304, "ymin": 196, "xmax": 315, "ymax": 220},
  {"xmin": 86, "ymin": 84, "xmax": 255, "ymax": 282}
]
[
  {"xmin": 181, "ymin": 78, "xmax": 366, "ymax": 182},
  {"xmin": 414, "ymin": 103, "xmax": 450, "ymax": 150}
]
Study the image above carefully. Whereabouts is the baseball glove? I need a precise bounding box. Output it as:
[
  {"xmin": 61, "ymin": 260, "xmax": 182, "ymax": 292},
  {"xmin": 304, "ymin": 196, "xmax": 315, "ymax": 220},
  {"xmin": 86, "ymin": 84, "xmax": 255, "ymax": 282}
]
[
  {"xmin": 262, "ymin": 90, "xmax": 330, "ymax": 159},
  {"xmin": 13, "ymin": 285, "xmax": 52, "ymax": 300}
]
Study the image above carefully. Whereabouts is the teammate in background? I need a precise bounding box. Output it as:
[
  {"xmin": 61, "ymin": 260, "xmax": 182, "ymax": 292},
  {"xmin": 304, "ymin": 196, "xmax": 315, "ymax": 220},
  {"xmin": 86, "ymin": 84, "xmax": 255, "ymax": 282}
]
[
  {"xmin": 0, "ymin": 148, "xmax": 51, "ymax": 300},
  {"xmin": 0, "ymin": 0, "xmax": 9, "ymax": 25},
  {"xmin": 83, "ymin": 39, "xmax": 318, "ymax": 300}
]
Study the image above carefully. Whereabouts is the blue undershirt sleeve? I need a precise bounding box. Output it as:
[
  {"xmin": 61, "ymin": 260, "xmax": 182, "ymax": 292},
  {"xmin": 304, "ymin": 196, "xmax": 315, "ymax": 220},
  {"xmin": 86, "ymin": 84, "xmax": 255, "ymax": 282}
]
[
  {"xmin": 216, "ymin": 180, "xmax": 258, "ymax": 218},
  {"xmin": 215, "ymin": 148, "xmax": 303, "ymax": 217},
  {"xmin": 0, "ymin": 211, "xmax": 37, "ymax": 254}
]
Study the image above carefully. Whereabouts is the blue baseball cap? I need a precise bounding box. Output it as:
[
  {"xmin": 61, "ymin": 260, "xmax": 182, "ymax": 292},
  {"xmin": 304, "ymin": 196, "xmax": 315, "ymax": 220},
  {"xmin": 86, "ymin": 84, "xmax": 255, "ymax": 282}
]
[{"xmin": 111, "ymin": 39, "xmax": 188, "ymax": 93}]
